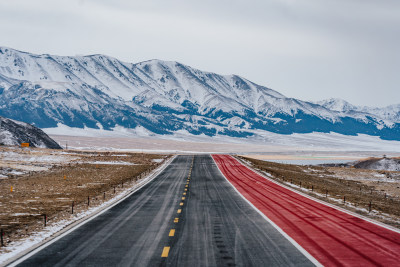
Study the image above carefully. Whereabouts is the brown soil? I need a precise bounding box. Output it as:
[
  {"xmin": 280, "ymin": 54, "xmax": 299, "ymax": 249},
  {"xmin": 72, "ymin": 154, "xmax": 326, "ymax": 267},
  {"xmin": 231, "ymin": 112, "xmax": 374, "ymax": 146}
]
[
  {"xmin": 0, "ymin": 150, "xmax": 169, "ymax": 249},
  {"xmin": 240, "ymin": 156, "xmax": 400, "ymax": 228}
]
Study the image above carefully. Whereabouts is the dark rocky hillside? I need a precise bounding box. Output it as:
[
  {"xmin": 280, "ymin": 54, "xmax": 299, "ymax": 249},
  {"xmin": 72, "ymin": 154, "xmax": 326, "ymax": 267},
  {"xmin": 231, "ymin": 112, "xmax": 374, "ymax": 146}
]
[{"xmin": 0, "ymin": 116, "xmax": 62, "ymax": 149}]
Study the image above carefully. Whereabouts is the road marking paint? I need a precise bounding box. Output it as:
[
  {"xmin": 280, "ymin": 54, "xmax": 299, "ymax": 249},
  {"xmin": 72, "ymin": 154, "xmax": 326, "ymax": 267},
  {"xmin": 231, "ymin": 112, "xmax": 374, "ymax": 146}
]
[
  {"xmin": 184, "ymin": 188, "xmax": 187, "ymax": 191},
  {"xmin": 161, "ymin": 246, "xmax": 170, "ymax": 257},
  {"xmin": 177, "ymin": 209, "xmax": 182, "ymax": 214},
  {"xmin": 183, "ymin": 192, "xmax": 186, "ymax": 195},
  {"xmin": 180, "ymin": 202, "xmax": 184, "ymax": 206},
  {"xmin": 174, "ymin": 218, "xmax": 179, "ymax": 223},
  {"xmin": 182, "ymin": 197, "xmax": 185, "ymax": 200},
  {"xmin": 169, "ymin": 229, "xmax": 175, "ymax": 237},
  {"xmin": 185, "ymin": 185, "xmax": 188, "ymax": 187}
]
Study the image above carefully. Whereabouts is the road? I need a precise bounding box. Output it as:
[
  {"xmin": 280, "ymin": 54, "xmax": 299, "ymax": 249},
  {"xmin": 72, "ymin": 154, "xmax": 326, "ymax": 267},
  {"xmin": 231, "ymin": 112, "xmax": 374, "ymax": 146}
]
[
  {"xmin": 213, "ymin": 154, "xmax": 400, "ymax": 266},
  {"xmin": 12, "ymin": 155, "xmax": 313, "ymax": 266}
]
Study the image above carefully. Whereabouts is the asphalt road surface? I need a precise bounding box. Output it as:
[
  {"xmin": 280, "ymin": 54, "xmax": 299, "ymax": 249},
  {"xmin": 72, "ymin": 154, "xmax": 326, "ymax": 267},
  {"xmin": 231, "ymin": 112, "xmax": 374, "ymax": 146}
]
[
  {"xmin": 12, "ymin": 155, "xmax": 313, "ymax": 267},
  {"xmin": 213, "ymin": 154, "xmax": 400, "ymax": 266}
]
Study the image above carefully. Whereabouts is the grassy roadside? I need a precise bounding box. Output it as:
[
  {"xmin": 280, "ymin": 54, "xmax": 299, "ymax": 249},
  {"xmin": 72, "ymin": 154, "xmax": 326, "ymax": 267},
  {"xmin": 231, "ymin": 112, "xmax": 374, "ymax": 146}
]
[
  {"xmin": 239, "ymin": 156, "xmax": 400, "ymax": 228},
  {"xmin": 0, "ymin": 151, "xmax": 170, "ymax": 250}
]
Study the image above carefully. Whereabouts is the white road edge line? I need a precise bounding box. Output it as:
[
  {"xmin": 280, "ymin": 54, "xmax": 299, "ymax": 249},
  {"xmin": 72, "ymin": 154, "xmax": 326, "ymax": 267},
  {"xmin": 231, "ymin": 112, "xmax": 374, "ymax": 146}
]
[
  {"xmin": 5, "ymin": 155, "xmax": 176, "ymax": 267},
  {"xmin": 210, "ymin": 155, "xmax": 322, "ymax": 267},
  {"xmin": 236, "ymin": 156, "xmax": 400, "ymax": 234}
]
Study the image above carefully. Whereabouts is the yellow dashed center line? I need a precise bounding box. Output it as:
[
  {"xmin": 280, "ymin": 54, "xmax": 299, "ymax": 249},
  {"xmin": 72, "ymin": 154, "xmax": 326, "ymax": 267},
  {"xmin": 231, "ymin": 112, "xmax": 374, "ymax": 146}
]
[
  {"xmin": 161, "ymin": 157, "xmax": 194, "ymax": 259},
  {"xmin": 169, "ymin": 229, "xmax": 175, "ymax": 237},
  {"xmin": 161, "ymin": 246, "xmax": 170, "ymax": 257}
]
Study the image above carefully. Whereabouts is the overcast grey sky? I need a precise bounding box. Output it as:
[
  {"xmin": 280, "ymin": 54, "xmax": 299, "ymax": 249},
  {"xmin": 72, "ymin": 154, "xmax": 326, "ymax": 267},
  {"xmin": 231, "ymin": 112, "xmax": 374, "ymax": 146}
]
[{"xmin": 0, "ymin": 0, "xmax": 399, "ymax": 107}]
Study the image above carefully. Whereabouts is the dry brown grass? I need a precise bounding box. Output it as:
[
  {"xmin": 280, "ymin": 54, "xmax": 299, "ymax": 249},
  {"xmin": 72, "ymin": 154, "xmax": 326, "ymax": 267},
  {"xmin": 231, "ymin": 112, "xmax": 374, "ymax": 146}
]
[
  {"xmin": 0, "ymin": 151, "xmax": 169, "ymax": 248},
  {"xmin": 240, "ymin": 156, "xmax": 400, "ymax": 228}
]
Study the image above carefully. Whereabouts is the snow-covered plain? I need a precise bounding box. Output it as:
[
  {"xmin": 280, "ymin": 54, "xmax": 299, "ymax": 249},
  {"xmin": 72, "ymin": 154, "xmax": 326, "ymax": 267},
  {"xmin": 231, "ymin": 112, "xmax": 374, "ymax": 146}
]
[{"xmin": 43, "ymin": 124, "xmax": 400, "ymax": 153}]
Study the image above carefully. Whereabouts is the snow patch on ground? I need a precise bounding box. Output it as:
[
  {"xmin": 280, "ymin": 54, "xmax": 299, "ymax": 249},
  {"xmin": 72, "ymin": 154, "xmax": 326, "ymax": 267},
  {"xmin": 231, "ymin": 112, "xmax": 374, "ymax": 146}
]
[
  {"xmin": 82, "ymin": 161, "xmax": 136, "ymax": 166},
  {"xmin": 0, "ymin": 149, "xmax": 80, "ymax": 177},
  {"xmin": 1, "ymin": 151, "xmax": 73, "ymax": 164}
]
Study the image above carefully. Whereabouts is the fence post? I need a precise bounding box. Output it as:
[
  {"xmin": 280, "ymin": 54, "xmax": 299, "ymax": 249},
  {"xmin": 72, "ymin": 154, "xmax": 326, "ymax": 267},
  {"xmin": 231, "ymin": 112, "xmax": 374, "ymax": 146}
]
[
  {"xmin": 1, "ymin": 228, "xmax": 4, "ymax": 247},
  {"xmin": 88, "ymin": 196, "xmax": 90, "ymax": 206},
  {"xmin": 72, "ymin": 201, "xmax": 74, "ymax": 214},
  {"xmin": 326, "ymin": 190, "xmax": 328, "ymax": 198},
  {"xmin": 369, "ymin": 201, "xmax": 372, "ymax": 213},
  {"xmin": 43, "ymin": 214, "xmax": 47, "ymax": 227},
  {"xmin": 312, "ymin": 185, "xmax": 314, "ymax": 192},
  {"xmin": 104, "ymin": 192, "xmax": 106, "ymax": 200},
  {"xmin": 343, "ymin": 196, "xmax": 346, "ymax": 204}
]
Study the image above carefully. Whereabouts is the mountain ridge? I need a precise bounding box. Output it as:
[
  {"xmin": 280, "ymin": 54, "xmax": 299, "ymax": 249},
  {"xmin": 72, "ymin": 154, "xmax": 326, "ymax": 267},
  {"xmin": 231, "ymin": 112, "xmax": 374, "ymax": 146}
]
[{"xmin": 0, "ymin": 46, "xmax": 399, "ymax": 141}]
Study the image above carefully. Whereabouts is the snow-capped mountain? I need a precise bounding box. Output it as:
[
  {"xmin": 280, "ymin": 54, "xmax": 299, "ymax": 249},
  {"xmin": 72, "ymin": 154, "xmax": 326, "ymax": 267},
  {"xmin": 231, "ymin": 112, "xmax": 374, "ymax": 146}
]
[
  {"xmin": 0, "ymin": 116, "xmax": 62, "ymax": 148},
  {"xmin": 317, "ymin": 98, "xmax": 400, "ymax": 125},
  {"xmin": 315, "ymin": 98, "xmax": 358, "ymax": 113},
  {"xmin": 0, "ymin": 46, "xmax": 399, "ymax": 141}
]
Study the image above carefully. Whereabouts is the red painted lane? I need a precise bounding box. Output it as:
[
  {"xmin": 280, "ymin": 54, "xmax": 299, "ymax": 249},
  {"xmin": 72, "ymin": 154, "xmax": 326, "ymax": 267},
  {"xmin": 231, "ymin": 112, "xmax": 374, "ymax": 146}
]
[{"xmin": 213, "ymin": 154, "xmax": 400, "ymax": 267}]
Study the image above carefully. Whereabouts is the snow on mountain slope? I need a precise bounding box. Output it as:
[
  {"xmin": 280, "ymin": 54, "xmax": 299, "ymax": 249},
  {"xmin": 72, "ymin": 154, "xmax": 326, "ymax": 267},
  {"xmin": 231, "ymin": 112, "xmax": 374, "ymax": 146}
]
[
  {"xmin": 0, "ymin": 47, "xmax": 333, "ymax": 119},
  {"xmin": 0, "ymin": 46, "xmax": 399, "ymax": 141},
  {"xmin": 359, "ymin": 104, "xmax": 400, "ymax": 123},
  {"xmin": 316, "ymin": 98, "xmax": 358, "ymax": 113},
  {"xmin": 0, "ymin": 116, "xmax": 62, "ymax": 148},
  {"xmin": 317, "ymin": 98, "xmax": 400, "ymax": 125}
]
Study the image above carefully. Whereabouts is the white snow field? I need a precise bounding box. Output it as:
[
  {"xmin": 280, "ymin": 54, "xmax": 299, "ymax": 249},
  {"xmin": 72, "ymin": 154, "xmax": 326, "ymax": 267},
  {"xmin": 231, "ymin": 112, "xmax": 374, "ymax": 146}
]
[{"xmin": 43, "ymin": 124, "xmax": 400, "ymax": 154}]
